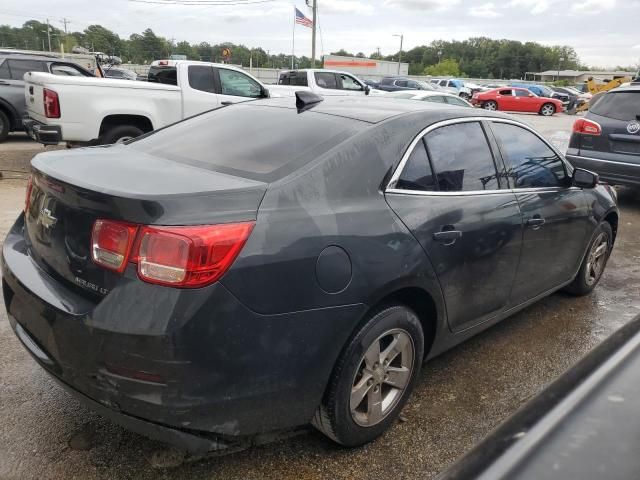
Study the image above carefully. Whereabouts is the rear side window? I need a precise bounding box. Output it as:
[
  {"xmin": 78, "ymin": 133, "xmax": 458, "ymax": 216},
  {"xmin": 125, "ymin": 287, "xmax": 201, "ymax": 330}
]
[
  {"xmin": 395, "ymin": 80, "xmax": 408, "ymax": 87},
  {"xmin": 188, "ymin": 65, "xmax": 215, "ymax": 93},
  {"xmin": 492, "ymin": 122, "xmax": 567, "ymax": 188},
  {"xmin": 315, "ymin": 72, "xmax": 338, "ymax": 89},
  {"xmin": 499, "ymin": 89, "xmax": 512, "ymax": 96},
  {"xmin": 396, "ymin": 140, "xmax": 436, "ymax": 191},
  {"xmin": 130, "ymin": 105, "xmax": 365, "ymax": 182},
  {"xmin": 0, "ymin": 60, "xmax": 9, "ymax": 79},
  {"xmin": 590, "ymin": 92, "xmax": 640, "ymax": 121},
  {"xmin": 425, "ymin": 122, "xmax": 499, "ymax": 191},
  {"xmin": 424, "ymin": 95, "xmax": 446, "ymax": 103},
  {"xmin": 7, "ymin": 60, "xmax": 46, "ymax": 80},
  {"xmin": 148, "ymin": 66, "xmax": 177, "ymax": 85},
  {"xmin": 445, "ymin": 96, "xmax": 469, "ymax": 107},
  {"xmin": 50, "ymin": 63, "xmax": 89, "ymax": 76}
]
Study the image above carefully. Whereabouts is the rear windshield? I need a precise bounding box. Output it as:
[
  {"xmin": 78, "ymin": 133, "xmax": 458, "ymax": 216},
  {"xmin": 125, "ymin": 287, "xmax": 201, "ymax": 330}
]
[
  {"xmin": 129, "ymin": 104, "xmax": 366, "ymax": 182},
  {"xmin": 148, "ymin": 66, "xmax": 177, "ymax": 85},
  {"xmin": 590, "ymin": 91, "xmax": 640, "ymax": 121}
]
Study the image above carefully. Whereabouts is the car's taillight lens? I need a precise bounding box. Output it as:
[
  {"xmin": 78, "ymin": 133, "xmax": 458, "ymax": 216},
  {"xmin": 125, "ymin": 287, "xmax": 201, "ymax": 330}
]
[
  {"xmin": 135, "ymin": 223, "xmax": 254, "ymax": 287},
  {"xmin": 43, "ymin": 88, "xmax": 60, "ymax": 118},
  {"xmin": 573, "ymin": 118, "xmax": 601, "ymax": 136},
  {"xmin": 91, "ymin": 220, "xmax": 138, "ymax": 273},
  {"xmin": 24, "ymin": 175, "xmax": 33, "ymax": 213}
]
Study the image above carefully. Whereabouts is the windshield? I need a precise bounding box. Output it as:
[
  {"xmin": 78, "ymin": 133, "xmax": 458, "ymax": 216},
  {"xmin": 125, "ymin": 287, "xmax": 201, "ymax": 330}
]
[{"xmin": 129, "ymin": 104, "xmax": 366, "ymax": 182}]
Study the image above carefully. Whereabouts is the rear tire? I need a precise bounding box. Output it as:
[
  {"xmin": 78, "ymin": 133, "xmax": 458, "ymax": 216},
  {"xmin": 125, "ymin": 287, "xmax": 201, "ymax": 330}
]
[
  {"xmin": 0, "ymin": 110, "xmax": 10, "ymax": 143},
  {"xmin": 483, "ymin": 100, "xmax": 498, "ymax": 111},
  {"xmin": 312, "ymin": 304, "xmax": 424, "ymax": 446},
  {"xmin": 539, "ymin": 103, "xmax": 556, "ymax": 116},
  {"xmin": 460, "ymin": 92, "xmax": 471, "ymax": 101},
  {"xmin": 564, "ymin": 222, "xmax": 613, "ymax": 296},
  {"xmin": 100, "ymin": 125, "xmax": 144, "ymax": 145}
]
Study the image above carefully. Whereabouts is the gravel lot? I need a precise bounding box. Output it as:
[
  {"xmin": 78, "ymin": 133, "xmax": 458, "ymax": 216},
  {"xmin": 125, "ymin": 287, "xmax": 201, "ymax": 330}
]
[{"xmin": 1, "ymin": 114, "xmax": 640, "ymax": 480}]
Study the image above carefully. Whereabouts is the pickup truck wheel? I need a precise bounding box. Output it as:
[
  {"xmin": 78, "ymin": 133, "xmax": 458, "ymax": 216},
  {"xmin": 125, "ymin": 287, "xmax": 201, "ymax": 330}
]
[
  {"xmin": 101, "ymin": 125, "xmax": 144, "ymax": 145},
  {"xmin": 0, "ymin": 110, "xmax": 10, "ymax": 143}
]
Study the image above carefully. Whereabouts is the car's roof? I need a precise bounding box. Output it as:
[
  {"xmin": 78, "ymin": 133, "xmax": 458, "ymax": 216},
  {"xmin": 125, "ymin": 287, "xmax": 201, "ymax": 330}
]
[
  {"xmin": 611, "ymin": 84, "xmax": 640, "ymax": 93},
  {"xmin": 251, "ymin": 95, "xmax": 510, "ymax": 124},
  {"xmin": 0, "ymin": 53, "xmax": 62, "ymax": 62}
]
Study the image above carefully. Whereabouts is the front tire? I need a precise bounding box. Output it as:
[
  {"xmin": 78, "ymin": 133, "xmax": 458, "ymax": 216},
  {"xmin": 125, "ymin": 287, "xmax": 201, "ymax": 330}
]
[
  {"xmin": 100, "ymin": 125, "xmax": 144, "ymax": 145},
  {"xmin": 0, "ymin": 110, "xmax": 10, "ymax": 143},
  {"xmin": 312, "ymin": 305, "xmax": 424, "ymax": 446},
  {"xmin": 564, "ymin": 222, "xmax": 613, "ymax": 296},
  {"xmin": 483, "ymin": 100, "xmax": 498, "ymax": 111},
  {"xmin": 539, "ymin": 103, "xmax": 556, "ymax": 116},
  {"xmin": 460, "ymin": 92, "xmax": 471, "ymax": 101}
]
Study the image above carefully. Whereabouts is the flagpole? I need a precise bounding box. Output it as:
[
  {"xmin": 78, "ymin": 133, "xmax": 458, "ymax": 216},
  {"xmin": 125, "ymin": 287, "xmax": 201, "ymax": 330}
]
[{"xmin": 291, "ymin": 6, "xmax": 295, "ymax": 69}]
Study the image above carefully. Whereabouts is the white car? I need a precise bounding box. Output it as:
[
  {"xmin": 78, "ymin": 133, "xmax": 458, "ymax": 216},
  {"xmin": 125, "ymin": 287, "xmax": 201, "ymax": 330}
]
[
  {"xmin": 430, "ymin": 78, "xmax": 473, "ymax": 100},
  {"xmin": 384, "ymin": 90, "xmax": 473, "ymax": 107},
  {"xmin": 23, "ymin": 59, "xmax": 290, "ymax": 146},
  {"xmin": 277, "ymin": 69, "xmax": 385, "ymax": 96}
]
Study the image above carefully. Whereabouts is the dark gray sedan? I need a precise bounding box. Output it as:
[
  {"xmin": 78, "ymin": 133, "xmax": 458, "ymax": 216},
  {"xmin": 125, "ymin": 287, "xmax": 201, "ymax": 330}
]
[{"xmin": 2, "ymin": 95, "xmax": 617, "ymax": 452}]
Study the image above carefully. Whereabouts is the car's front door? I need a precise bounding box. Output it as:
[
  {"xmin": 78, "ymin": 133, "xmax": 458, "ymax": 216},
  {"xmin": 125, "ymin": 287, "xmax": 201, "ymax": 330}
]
[
  {"xmin": 337, "ymin": 73, "xmax": 366, "ymax": 96},
  {"xmin": 385, "ymin": 120, "xmax": 523, "ymax": 332},
  {"xmin": 513, "ymin": 89, "xmax": 536, "ymax": 112},
  {"xmin": 215, "ymin": 67, "xmax": 265, "ymax": 104},
  {"xmin": 488, "ymin": 120, "xmax": 591, "ymax": 305}
]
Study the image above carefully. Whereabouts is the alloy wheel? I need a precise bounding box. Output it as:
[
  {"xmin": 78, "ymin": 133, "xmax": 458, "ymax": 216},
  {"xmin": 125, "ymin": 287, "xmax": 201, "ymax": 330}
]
[
  {"xmin": 585, "ymin": 232, "xmax": 609, "ymax": 286},
  {"xmin": 541, "ymin": 104, "xmax": 555, "ymax": 116},
  {"xmin": 350, "ymin": 328, "xmax": 414, "ymax": 427},
  {"xmin": 483, "ymin": 101, "xmax": 497, "ymax": 111}
]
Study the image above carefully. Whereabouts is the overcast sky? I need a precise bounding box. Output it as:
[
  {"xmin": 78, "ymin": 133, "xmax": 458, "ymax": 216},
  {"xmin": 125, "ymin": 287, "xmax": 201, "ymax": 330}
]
[{"xmin": 1, "ymin": 0, "xmax": 639, "ymax": 68}]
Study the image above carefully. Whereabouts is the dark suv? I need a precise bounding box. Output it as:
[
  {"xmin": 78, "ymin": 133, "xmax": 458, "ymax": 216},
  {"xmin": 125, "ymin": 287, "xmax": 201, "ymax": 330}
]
[
  {"xmin": 0, "ymin": 53, "xmax": 94, "ymax": 142},
  {"xmin": 566, "ymin": 85, "xmax": 640, "ymax": 186}
]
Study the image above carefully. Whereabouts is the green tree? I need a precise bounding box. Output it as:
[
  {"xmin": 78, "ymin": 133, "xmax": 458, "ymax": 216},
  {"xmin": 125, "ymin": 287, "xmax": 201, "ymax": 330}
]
[{"xmin": 424, "ymin": 58, "xmax": 461, "ymax": 76}]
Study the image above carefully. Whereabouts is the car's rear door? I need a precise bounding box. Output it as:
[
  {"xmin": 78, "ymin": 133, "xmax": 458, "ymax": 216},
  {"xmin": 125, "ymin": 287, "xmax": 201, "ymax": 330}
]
[
  {"xmin": 385, "ymin": 119, "xmax": 523, "ymax": 332},
  {"xmin": 514, "ymin": 88, "xmax": 537, "ymax": 112},
  {"xmin": 586, "ymin": 90, "xmax": 640, "ymax": 163},
  {"xmin": 1, "ymin": 59, "xmax": 46, "ymax": 124},
  {"xmin": 181, "ymin": 64, "xmax": 220, "ymax": 117},
  {"xmin": 487, "ymin": 120, "xmax": 590, "ymax": 305}
]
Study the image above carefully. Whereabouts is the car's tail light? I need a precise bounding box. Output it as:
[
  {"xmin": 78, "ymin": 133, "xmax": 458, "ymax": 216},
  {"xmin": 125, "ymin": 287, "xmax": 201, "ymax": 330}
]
[
  {"xmin": 43, "ymin": 88, "xmax": 60, "ymax": 118},
  {"xmin": 573, "ymin": 118, "xmax": 601, "ymax": 136},
  {"xmin": 91, "ymin": 220, "xmax": 138, "ymax": 273},
  {"xmin": 24, "ymin": 175, "xmax": 33, "ymax": 213},
  {"xmin": 135, "ymin": 223, "xmax": 254, "ymax": 287}
]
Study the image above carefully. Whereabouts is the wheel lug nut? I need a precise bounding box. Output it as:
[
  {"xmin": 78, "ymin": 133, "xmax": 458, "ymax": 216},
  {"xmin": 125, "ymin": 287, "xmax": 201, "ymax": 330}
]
[{"xmin": 367, "ymin": 379, "xmax": 373, "ymax": 386}]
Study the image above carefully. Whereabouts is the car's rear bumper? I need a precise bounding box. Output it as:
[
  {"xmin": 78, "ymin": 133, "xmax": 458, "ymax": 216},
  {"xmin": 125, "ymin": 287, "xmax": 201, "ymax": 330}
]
[
  {"xmin": 23, "ymin": 117, "xmax": 61, "ymax": 145},
  {"xmin": 2, "ymin": 215, "xmax": 365, "ymax": 449},
  {"xmin": 566, "ymin": 153, "xmax": 640, "ymax": 186}
]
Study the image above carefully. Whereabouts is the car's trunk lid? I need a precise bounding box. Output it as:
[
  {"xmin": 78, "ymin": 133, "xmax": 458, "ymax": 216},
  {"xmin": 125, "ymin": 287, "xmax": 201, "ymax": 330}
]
[{"xmin": 25, "ymin": 146, "xmax": 266, "ymax": 297}]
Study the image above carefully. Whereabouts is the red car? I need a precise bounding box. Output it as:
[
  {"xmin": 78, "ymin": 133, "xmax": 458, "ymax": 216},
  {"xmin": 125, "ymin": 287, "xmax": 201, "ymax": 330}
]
[{"xmin": 471, "ymin": 87, "xmax": 564, "ymax": 116}]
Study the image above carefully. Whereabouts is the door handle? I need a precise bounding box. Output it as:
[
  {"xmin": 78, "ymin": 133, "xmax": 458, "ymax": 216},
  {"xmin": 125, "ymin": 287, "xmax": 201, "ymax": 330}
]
[
  {"xmin": 526, "ymin": 216, "xmax": 546, "ymax": 228},
  {"xmin": 433, "ymin": 228, "xmax": 462, "ymax": 246},
  {"xmin": 221, "ymin": 101, "xmax": 234, "ymax": 106}
]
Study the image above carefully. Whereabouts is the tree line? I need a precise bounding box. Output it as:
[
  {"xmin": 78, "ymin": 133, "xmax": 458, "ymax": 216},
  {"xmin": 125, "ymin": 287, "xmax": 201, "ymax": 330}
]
[{"xmin": 0, "ymin": 19, "xmax": 623, "ymax": 79}]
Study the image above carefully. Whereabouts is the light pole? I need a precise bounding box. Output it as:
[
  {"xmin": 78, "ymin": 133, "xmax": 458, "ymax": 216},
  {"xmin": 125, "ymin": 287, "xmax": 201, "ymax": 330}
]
[
  {"xmin": 557, "ymin": 56, "xmax": 565, "ymax": 82},
  {"xmin": 393, "ymin": 34, "xmax": 403, "ymax": 75}
]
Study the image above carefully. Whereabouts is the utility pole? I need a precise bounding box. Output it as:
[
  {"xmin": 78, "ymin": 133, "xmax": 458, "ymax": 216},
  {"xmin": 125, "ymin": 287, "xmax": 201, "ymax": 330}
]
[
  {"xmin": 60, "ymin": 18, "xmax": 70, "ymax": 34},
  {"xmin": 393, "ymin": 34, "xmax": 403, "ymax": 75},
  {"xmin": 311, "ymin": 0, "xmax": 317, "ymax": 67},
  {"xmin": 46, "ymin": 19, "xmax": 52, "ymax": 52}
]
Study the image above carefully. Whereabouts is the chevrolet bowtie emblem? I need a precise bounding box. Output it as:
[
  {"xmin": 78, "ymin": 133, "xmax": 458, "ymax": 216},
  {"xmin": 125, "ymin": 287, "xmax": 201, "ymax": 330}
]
[{"xmin": 38, "ymin": 208, "xmax": 58, "ymax": 229}]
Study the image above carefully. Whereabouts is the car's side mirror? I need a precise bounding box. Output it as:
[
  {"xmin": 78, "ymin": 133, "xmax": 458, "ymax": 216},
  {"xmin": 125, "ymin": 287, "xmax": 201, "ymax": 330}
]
[
  {"xmin": 262, "ymin": 87, "xmax": 270, "ymax": 98},
  {"xmin": 573, "ymin": 168, "xmax": 598, "ymax": 188},
  {"xmin": 364, "ymin": 85, "xmax": 371, "ymax": 95}
]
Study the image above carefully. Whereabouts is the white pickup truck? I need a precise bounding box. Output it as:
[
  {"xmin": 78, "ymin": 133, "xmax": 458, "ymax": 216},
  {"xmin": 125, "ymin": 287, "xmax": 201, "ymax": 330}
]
[
  {"xmin": 23, "ymin": 60, "xmax": 291, "ymax": 145},
  {"xmin": 277, "ymin": 69, "xmax": 382, "ymax": 96}
]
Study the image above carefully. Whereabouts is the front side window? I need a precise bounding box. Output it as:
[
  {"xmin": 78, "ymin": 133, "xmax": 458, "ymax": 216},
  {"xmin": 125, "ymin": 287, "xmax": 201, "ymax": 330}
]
[
  {"xmin": 188, "ymin": 65, "xmax": 215, "ymax": 93},
  {"xmin": 7, "ymin": 60, "xmax": 46, "ymax": 80},
  {"xmin": 278, "ymin": 73, "xmax": 291, "ymax": 85},
  {"xmin": 340, "ymin": 74, "xmax": 362, "ymax": 91},
  {"xmin": 425, "ymin": 122, "xmax": 499, "ymax": 191},
  {"xmin": 445, "ymin": 96, "xmax": 469, "ymax": 107},
  {"xmin": 218, "ymin": 68, "xmax": 263, "ymax": 98},
  {"xmin": 515, "ymin": 89, "xmax": 530, "ymax": 97},
  {"xmin": 396, "ymin": 140, "xmax": 436, "ymax": 191},
  {"xmin": 314, "ymin": 72, "xmax": 338, "ymax": 89},
  {"xmin": 492, "ymin": 122, "xmax": 568, "ymax": 188},
  {"xmin": 395, "ymin": 80, "xmax": 408, "ymax": 87},
  {"xmin": 499, "ymin": 89, "xmax": 513, "ymax": 96}
]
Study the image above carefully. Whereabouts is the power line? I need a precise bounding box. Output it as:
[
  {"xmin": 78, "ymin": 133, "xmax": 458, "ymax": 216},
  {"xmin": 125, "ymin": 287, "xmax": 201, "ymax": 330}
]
[{"xmin": 128, "ymin": 0, "xmax": 277, "ymax": 4}]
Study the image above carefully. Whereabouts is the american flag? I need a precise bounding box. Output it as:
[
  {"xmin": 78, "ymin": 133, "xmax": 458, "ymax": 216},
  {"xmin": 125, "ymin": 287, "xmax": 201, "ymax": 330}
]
[{"xmin": 295, "ymin": 7, "xmax": 313, "ymax": 28}]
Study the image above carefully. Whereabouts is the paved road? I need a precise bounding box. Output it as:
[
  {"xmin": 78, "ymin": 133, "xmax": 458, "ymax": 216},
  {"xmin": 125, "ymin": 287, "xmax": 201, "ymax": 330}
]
[{"xmin": 2, "ymin": 113, "xmax": 640, "ymax": 480}]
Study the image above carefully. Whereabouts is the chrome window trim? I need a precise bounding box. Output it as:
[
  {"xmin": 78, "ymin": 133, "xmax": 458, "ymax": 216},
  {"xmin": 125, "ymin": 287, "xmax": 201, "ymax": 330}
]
[
  {"xmin": 567, "ymin": 154, "xmax": 640, "ymax": 168},
  {"xmin": 386, "ymin": 116, "xmax": 571, "ymax": 195},
  {"xmin": 386, "ymin": 186, "xmax": 581, "ymax": 197}
]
